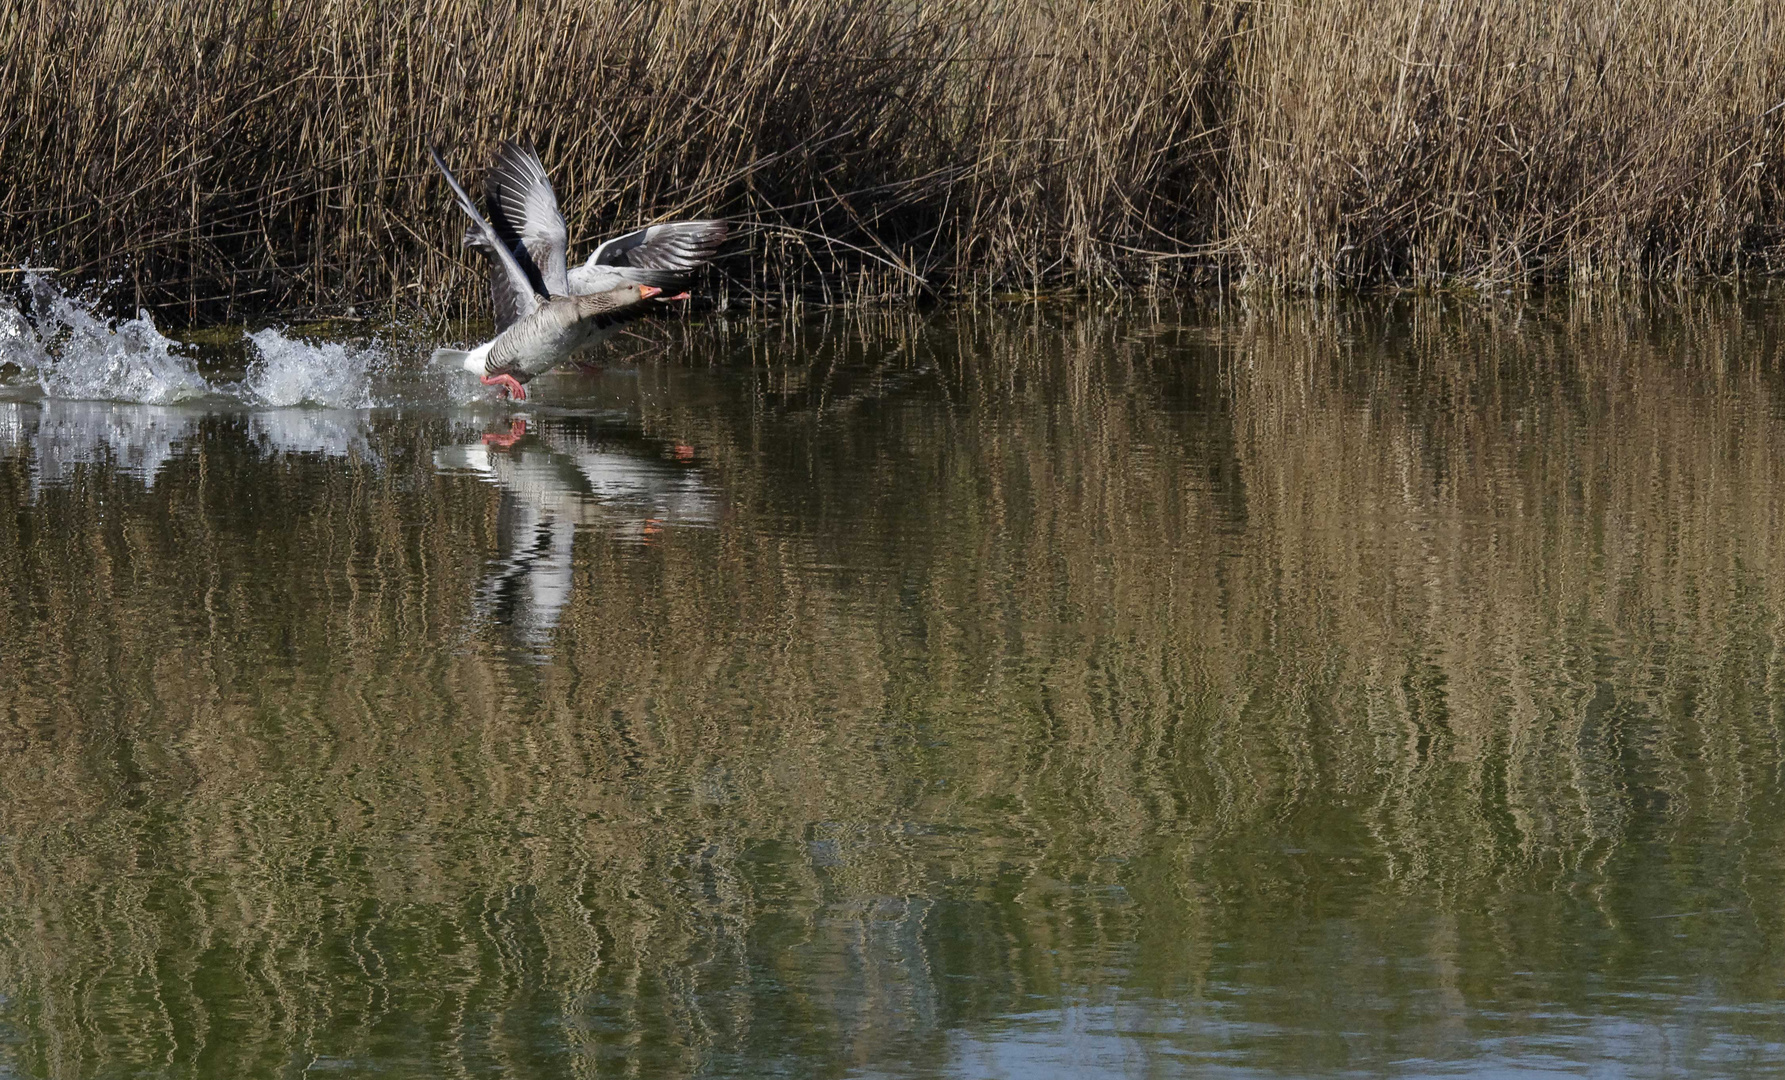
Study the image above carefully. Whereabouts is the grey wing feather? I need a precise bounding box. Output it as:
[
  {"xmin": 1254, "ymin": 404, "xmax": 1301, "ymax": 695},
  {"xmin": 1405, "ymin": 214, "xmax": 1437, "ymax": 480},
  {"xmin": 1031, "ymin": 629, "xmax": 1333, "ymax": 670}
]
[
  {"xmin": 463, "ymin": 225, "xmax": 536, "ymax": 332},
  {"xmin": 567, "ymin": 263, "xmax": 686, "ymax": 293},
  {"xmin": 588, "ymin": 220, "xmax": 728, "ymax": 272},
  {"xmin": 431, "ymin": 146, "xmax": 543, "ymax": 325},
  {"xmin": 462, "ymin": 225, "xmax": 537, "ymax": 331},
  {"xmin": 485, "ymin": 140, "xmax": 570, "ymax": 296}
]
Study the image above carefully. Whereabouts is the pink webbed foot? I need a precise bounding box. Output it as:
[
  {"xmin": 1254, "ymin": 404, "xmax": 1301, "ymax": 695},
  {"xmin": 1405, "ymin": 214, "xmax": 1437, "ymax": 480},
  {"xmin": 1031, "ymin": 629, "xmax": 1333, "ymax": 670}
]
[
  {"xmin": 481, "ymin": 419, "xmax": 528, "ymax": 449},
  {"xmin": 480, "ymin": 372, "xmax": 528, "ymax": 401},
  {"xmin": 656, "ymin": 292, "xmax": 691, "ymax": 302}
]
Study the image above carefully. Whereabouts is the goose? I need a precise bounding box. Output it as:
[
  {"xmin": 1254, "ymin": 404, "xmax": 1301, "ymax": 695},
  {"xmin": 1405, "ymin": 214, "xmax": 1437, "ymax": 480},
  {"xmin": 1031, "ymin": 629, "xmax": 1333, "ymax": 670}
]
[
  {"xmin": 429, "ymin": 147, "xmax": 662, "ymax": 401},
  {"xmin": 463, "ymin": 140, "xmax": 728, "ymax": 333}
]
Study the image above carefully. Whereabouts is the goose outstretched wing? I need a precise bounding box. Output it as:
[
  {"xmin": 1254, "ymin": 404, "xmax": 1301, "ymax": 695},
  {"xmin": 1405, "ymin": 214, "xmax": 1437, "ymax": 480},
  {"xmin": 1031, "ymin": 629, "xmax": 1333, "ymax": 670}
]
[
  {"xmin": 484, "ymin": 140, "xmax": 571, "ymax": 297},
  {"xmin": 566, "ymin": 220, "xmax": 728, "ymax": 293},
  {"xmin": 589, "ymin": 220, "xmax": 728, "ymax": 271},
  {"xmin": 432, "ymin": 146, "xmax": 544, "ymax": 327}
]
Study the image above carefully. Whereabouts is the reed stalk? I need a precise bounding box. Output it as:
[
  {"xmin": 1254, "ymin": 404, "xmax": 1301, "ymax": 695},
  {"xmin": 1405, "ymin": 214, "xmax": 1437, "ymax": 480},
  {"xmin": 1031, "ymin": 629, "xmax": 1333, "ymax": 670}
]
[{"xmin": 0, "ymin": 0, "xmax": 1781, "ymax": 320}]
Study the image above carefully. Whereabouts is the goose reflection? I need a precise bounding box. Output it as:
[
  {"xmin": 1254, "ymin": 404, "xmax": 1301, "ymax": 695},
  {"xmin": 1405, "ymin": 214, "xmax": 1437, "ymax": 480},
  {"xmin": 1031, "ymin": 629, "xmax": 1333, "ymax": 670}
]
[{"xmin": 435, "ymin": 414, "xmax": 716, "ymax": 645}]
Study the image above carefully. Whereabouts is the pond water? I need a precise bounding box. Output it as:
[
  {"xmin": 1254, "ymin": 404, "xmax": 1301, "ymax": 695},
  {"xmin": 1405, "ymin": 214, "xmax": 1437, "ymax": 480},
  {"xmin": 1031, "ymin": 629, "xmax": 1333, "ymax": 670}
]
[{"xmin": 2, "ymin": 283, "xmax": 1784, "ymax": 1078}]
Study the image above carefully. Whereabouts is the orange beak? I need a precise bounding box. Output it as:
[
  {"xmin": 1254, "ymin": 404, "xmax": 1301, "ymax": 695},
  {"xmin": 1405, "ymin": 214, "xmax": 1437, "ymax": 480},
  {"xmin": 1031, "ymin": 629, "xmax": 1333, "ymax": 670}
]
[{"xmin": 638, "ymin": 285, "xmax": 662, "ymax": 300}]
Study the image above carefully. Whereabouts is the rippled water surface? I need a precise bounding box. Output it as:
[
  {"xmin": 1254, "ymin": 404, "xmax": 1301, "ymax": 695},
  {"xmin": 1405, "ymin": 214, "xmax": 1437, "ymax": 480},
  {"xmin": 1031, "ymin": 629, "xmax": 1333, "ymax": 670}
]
[{"xmin": 2, "ymin": 286, "xmax": 1785, "ymax": 1078}]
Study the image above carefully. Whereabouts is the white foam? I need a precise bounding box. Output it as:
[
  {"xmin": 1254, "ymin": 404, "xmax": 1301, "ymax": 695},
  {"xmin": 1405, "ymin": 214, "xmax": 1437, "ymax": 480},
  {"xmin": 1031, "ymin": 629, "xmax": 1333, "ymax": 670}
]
[
  {"xmin": 0, "ymin": 305, "xmax": 36, "ymax": 369},
  {"xmin": 5, "ymin": 275, "xmax": 211, "ymax": 403},
  {"xmin": 243, "ymin": 328, "xmax": 382, "ymax": 408}
]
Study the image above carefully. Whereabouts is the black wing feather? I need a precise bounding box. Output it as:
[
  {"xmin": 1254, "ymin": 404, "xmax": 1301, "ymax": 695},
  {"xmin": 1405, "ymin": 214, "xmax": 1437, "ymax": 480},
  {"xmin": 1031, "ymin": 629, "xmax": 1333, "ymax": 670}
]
[{"xmin": 483, "ymin": 140, "xmax": 570, "ymax": 296}]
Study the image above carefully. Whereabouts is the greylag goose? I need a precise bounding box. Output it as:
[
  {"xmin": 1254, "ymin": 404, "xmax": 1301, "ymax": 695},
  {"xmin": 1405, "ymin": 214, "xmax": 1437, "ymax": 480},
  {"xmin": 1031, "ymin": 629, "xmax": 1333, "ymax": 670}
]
[
  {"xmin": 463, "ymin": 140, "xmax": 728, "ymax": 332},
  {"xmin": 429, "ymin": 147, "xmax": 662, "ymax": 401}
]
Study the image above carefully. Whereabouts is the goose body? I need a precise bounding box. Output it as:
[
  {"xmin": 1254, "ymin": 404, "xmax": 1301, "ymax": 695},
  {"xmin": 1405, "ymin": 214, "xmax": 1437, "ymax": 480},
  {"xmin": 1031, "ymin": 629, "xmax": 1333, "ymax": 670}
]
[
  {"xmin": 429, "ymin": 147, "xmax": 660, "ymax": 400},
  {"xmin": 448, "ymin": 289, "xmax": 659, "ymax": 387}
]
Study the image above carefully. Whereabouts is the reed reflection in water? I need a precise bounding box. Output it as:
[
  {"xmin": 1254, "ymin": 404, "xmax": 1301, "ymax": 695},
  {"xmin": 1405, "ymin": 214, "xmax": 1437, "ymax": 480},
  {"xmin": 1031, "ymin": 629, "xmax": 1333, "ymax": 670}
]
[{"xmin": 1, "ymin": 295, "xmax": 1784, "ymax": 1078}]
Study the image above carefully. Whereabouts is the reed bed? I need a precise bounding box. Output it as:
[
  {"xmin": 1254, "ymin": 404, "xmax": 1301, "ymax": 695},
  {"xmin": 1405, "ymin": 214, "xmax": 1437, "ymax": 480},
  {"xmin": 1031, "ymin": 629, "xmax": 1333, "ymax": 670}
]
[{"xmin": 0, "ymin": 0, "xmax": 1782, "ymax": 320}]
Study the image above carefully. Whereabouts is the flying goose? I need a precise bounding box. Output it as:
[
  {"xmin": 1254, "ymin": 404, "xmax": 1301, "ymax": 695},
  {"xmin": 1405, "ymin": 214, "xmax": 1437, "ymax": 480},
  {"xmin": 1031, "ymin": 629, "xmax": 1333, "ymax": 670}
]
[
  {"xmin": 429, "ymin": 147, "xmax": 662, "ymax": 401},
  {"xmin": 464, "ymin": 140, "xmax": 728, "ymax": 332}
]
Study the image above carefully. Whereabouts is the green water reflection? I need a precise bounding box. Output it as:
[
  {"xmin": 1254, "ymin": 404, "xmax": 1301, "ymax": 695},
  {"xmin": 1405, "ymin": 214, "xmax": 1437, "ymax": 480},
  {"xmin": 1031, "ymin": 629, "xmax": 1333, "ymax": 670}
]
[{"xmin": 2, "ymin": 296, "xmax": 1784, "ymax": 1077}]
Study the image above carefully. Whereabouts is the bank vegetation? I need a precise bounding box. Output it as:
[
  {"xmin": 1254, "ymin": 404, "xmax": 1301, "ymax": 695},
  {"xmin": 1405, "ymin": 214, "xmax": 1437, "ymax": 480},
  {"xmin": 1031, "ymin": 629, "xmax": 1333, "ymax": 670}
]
[{"xmin": 1, "ymin": 0, "xmax": 1782, "ymax": 319}]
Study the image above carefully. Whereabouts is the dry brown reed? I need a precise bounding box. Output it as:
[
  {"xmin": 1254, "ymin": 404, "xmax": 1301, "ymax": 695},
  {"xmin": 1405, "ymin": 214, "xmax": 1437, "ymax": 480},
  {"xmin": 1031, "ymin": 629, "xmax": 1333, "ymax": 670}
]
[
  {"xmin": 3, "ymin": 0, "xmax": 1782, "ymax": 320},
  {"xmin": 1232, "ymin": 0, "xmax": 1785, "ymax": 289},
  {"xmin": 0, "ymin": 0, "xmax": 1241, "ymax": 320}
]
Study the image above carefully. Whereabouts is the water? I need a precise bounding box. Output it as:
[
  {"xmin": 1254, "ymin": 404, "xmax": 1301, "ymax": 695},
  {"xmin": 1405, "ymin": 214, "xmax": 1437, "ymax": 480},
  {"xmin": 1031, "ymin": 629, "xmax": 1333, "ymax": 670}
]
[{"xmin": 2, "ymin": 283, "xmax": 1784, "ymax": 1078}]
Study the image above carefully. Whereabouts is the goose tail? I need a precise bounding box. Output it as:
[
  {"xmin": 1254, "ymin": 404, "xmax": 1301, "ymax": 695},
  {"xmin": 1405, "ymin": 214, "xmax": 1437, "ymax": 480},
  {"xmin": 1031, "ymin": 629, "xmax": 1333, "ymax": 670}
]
[{"xmin": 431, "ymin": 347, "xmax": 474, "ymax": 371}]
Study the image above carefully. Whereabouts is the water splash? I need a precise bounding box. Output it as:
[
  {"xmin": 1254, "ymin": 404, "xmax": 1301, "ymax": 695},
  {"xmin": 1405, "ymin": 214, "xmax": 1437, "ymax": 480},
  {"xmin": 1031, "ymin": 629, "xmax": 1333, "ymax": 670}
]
[
  {"xmin": 4, "ymin": 275, "xmax": 211, "ymax": 403},
  {"xmin": 0, "ymin": 305, "xmax": 36, "ymax": 370},
  {"xmin": 243, "ymin": 328, "xmax": 383, "ymax": 408}
]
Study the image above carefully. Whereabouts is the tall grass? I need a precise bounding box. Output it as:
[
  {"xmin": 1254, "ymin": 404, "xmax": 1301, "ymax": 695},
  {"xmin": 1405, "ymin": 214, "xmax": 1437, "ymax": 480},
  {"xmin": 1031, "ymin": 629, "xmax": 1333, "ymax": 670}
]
[
  {"xmin": 1232, "ymin": 0, "xmax": 1785, "ymax": 288},
  {"xmin": 0, "ymin": 0, "xmax": 1781, "ymax": 319}
]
